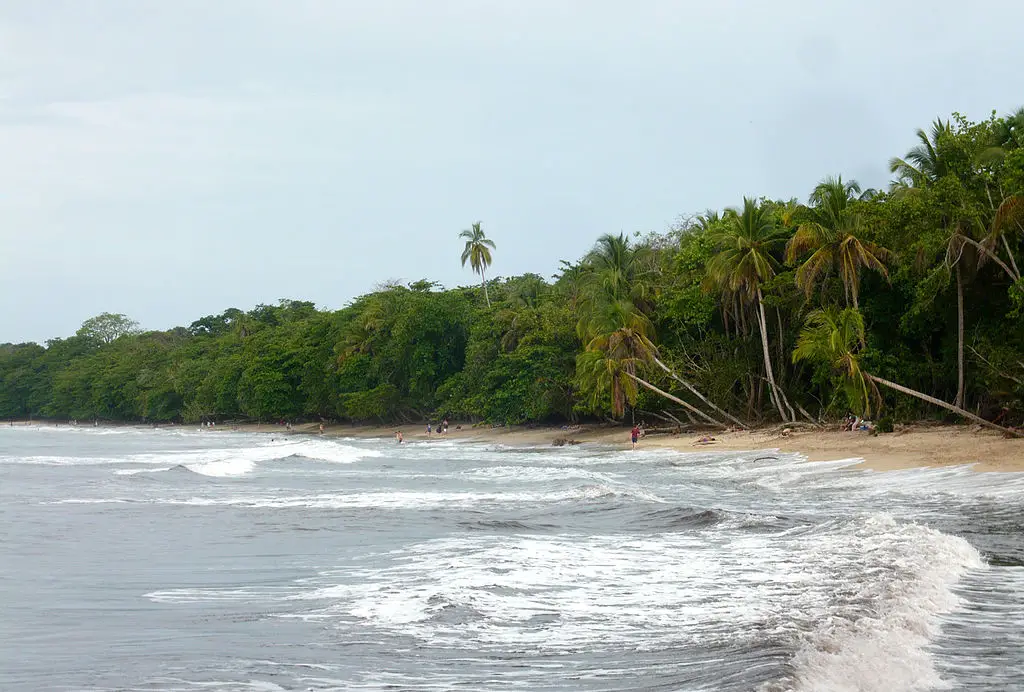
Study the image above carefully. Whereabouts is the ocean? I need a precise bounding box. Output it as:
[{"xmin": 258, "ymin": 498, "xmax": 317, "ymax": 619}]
[{"xmin": 1, "ymin": 426, "xmax": 1022, "ymax": 691}]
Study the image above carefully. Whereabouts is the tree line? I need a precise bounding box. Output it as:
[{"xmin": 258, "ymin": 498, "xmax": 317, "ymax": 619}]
[{"xmin": 2, "ymin": 107, "xmax": 1023, "ymax": 432}]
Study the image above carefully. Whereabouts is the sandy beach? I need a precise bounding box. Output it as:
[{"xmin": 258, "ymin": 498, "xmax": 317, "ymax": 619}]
[{"xmin": 199, "ymin": 420, "xmax": 1024, "ymax": 474}]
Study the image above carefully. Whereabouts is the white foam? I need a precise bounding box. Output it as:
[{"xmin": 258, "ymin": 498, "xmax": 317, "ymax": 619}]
[
  {"xmin": 144, "ymin": 586, "xmax": 299, "ymax": 604},
  {"xmin": 187, "ymin": 457, "xmax": 255, "ymax": 477},
  {"xmin": 113, "ymin": 467, "xmax": 172, "ymax": 476},
  {"xmin": 285, "ymin": 438, "xmax": 383, "ymax": 464},
  {"xmin": 782, "ymin": 515, "xmax": 983, "ymax": 692},
  {"xmin": 4, "ymin": 437, "xmax": 381, "ymax": 472},
  {"xmin": 282, "ymin": 511, "xmax": 981, "ymax": 686},
  {"xmin": 461, "ymin": 465, "xmax": 618, "ymax": 484}
]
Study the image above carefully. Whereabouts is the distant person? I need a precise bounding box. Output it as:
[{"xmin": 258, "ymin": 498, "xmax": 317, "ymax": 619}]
[
  {"xmin": 396, "ymin": 431, "xmax": 404, "ymax": 444},
  {"xmin": 426, "ymin": 423, "xmax": 432, "ymax": 436},
  {"xmin": 631, "ymin": 425, "xmax": 640, "ymax": 449},
  {"xmin": 319, "ymin": 423, "xmax": 324, "ymax": 435}
]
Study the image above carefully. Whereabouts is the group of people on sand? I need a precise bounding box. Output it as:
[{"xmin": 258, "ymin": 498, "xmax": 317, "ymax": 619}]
[
  {"xmin": 842, "ymin": 413, "xmax": 874, "ymax": 432},
  {"xmin": 391, "ymin": 418, "xmax": 456, "ymax": 444},
  {"xmin": 426, "ymin": 418, "xmax": 450, "ymax": 436}
]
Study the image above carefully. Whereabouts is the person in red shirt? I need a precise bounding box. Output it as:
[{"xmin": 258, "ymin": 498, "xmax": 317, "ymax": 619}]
[{"xmin": 630, "ymin": 425, "xmax": 640, "ymax": 449}]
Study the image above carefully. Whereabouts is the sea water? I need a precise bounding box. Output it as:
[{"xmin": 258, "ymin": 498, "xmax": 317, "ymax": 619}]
[{"xmin": 1, "ymin": 426, "xmax": 1022, "ymax": 691}]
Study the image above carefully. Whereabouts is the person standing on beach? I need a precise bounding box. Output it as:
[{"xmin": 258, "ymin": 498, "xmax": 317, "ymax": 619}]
[
  {"xmin": 631, "ymin": 425, "xmax": 640, "ymax": 449},
  {"xmin": 426, "ymin": 422, "xmax": 432, "ymax": 437}
]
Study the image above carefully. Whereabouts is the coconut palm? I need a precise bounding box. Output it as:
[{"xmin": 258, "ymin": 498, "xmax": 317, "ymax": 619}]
[
  {"xmin": 792, "ymin": 307, "xmax": 880, "ymax": 416},
  {"xmin": 460, "ymin": 222, "xmax": 496, "ymax": 307},
  {"xmin": 578, "ymin": 299, "xmax": 726, "ymax": 426},
  {"xmin": 888, "ymin": 118, "xmax": 952, "ymax": 188},
  {"xmin": 705, "ymin": 198, "xmax": 795, "ymax": 422},
  {"xmin": 890, "ymin": 118, "xmax": 982, "ymax": 408},
  {"xmin": 793, "ymin": 306, "xmax": 1020, "ymax": 436},
  {"xmin": 583, "ymin": 233, "xmax": 656, "ymax": 308},
  {"xmin": 786, "ymin": 175, "xmax": 892, "ymax": 309}
]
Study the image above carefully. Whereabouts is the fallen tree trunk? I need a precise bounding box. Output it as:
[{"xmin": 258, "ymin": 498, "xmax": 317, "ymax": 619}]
[
  {"xmin": 628, "ymin": 373, "xmax": 728, "ymax": 430},
  {"xmin": 651, "ymin": 356, "xmax": 747, "ymax": 428},
  {"xmin": 867, "ymin": 373, "xmax": 1023, "ymax": 438}
]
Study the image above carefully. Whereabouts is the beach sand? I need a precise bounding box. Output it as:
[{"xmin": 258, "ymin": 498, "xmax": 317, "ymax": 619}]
[{"xmin": 215, "ymin": 420, "xmax": 1024, "ymax": 473}]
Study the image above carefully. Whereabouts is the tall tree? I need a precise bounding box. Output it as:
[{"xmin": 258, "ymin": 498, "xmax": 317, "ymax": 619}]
[
  {"xmin": 889, "ymin": 118, "xmax": 978, "ymax": 408},
  {"xmin": 706, "ymin": 198, "xmax": 795, "ymax": 422},
  {"xmin": 583, "ymin": 232, "xmax": 655, "ymax": 307},
  {"xmin": 786, "ymin": 175, "xmax": 892, "ymax": 309},
  {"xmin": 460, "ymin": 222, "xmax": 496, "ymax": 307},
  {"xmin": 76, "ymin": 313, "xmax": 141, "ymax": 345},
  {"xmin": 888, "ymin": 118, "xmax": 953, "ymax": 188}
]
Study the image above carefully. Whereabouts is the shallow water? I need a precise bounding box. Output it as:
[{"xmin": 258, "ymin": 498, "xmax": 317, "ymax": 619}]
[{"xmin": 1, "ymin": 426, "xmax": 1021, "ymax": 691}]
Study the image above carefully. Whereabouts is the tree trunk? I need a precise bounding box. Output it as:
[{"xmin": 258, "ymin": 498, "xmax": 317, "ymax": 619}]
[
  {"xmin": 481, "ymin": 267, "xmax": 490, "ymax": 308},
  {"xmin": 1001, "ymin": 235, "xmax": 1021, "ymax": 281},
  {"xmin": 775, "ymin": 308, "xmax": 785, "ymax": 366},
  {"xmin": 955, "ymin": 265, "xmax": 965, "ymax": 409},
  {"xmin": 651, "ymin": 356, "xmax": 746, "ymax": 428},
  {"xmin": 756, "ymin": 288, "xmax": 791, "ymax": 422},
  {"xmin": 796, "ymin": 403, "xmax": 822, "ymax": 427},
  {"xmin": 867, "ymin": 373, "xmax": 1022, "ymax": 438},
  {"xmin": 627, "ymin": 373, "xmax": 727, "ymax": 429}
]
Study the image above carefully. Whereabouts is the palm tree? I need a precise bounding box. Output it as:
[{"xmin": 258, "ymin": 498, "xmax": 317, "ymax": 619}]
[
  {"xmin": 890, "ymin": 119, "xmax": 977, "ymax": 408},
  {"xmin": 792, "ymin": 307, "xmax": 881, "ymax": 416},
  {"xmin": 793, "ymin": 307, "xmax": 1021, "ymax": 436},
  {"xmin": 705, "ymin": 198, "xmax": 795, "ymax": 422},
  {"xmin": 578, "ymin": 299, "xmax": 726, "ymax": 426},
  {"xmin": 888, "ymin": 118, "xmax": 952, "ymax": 188},
  {"xmin": 577, "ymin": 300, "xmax": 654, "ymax": 419},
  {"xmin": 786, "ymin": 175, "xmax": 892, "ymax": 309},
  {"xmin": 583, "ymin": 233, "xmax": 656, "ymax": 308},
  {"xmin": 460, "ymin": 222, "xmax": 496, "ymax": 307}
]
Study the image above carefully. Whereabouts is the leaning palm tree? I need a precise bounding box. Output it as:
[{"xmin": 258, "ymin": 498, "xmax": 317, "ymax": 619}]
[
  {"xmin": 578, "ymin": 299, "xmax": 726, "ymax": 426},
  {"xmin": 793, "ymin": 306, "xmax": 1021, "ymax": 436},
  {"xmin": 460, "ymin": 221, "xmax": 496, "ymax": 307},
  {"xmin": 577, "ymin": 300, "xmax": 654, "ymax": 419},
  {"xmin": 786, "ymin": 175, "xmax": 892, "ymax": 309},
  {"xmin": 705, "ymin": 198, "xmax": 795, "ymax": 422}
]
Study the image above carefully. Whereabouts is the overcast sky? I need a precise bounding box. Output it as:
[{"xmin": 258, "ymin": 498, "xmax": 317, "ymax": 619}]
[{"xmin": 2, "ymin": 0, "xmax": 1023, "ymax": 343}]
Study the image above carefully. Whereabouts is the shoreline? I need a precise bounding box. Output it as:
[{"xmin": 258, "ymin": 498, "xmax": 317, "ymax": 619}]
[
  {"xmin": 260, "ymin": 421, "xmax": 1024, "ymax": 473},
  {"xmin": 7, "ymin": 419, "xmax": 1023, "ymax": 473}
]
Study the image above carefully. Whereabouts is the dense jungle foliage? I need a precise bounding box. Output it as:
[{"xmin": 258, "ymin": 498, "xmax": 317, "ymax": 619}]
[{"xmin": 3, "ymin": 109, "xmax": 1024, "ymax": 429}]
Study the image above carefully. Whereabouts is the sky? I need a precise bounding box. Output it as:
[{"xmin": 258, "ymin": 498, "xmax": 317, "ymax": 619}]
[{"xmin": 2, "ymin": 0, "xmax": 1023, "ymax": 344}]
